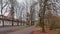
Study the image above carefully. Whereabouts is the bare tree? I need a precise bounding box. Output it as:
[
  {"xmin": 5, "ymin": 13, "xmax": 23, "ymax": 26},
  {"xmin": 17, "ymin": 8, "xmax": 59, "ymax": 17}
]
[
  {"xmin": 30, "ymin": 2, "xmax": 38, "ymax": 26},
  {"xmin": 0, "ymin": 0, "xmax": 8, "ymax": 27},
  {"xmin": 38, "ymin": 0, "xmax": 60, "ymax": 32},
  {"xmin": 9, "ymin": 0, "xmax": 17, "ymax": 26},
  {"xmin": 38, "ymin": 0, "xmax": 48, "ymax": 32}
]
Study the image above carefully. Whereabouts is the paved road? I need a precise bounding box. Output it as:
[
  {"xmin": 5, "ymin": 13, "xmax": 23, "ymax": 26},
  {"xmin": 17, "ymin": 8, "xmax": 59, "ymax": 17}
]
[
  {"xmin": 0, "ymin": 26, "xmax": 25, "ymax": 34},
  {"xmin": 8, "ymin": 26, "xmax": 35, "ymax": 34}
]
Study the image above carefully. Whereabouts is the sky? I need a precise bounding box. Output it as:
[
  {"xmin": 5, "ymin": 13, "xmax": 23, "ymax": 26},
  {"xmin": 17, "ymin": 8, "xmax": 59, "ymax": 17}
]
[
  {"xmin": 17, "ymin": 0, "xmax": 23, "ymax": 3},
  {"xmin": 0, "ymin": 0, "xmax": 29, "ymax": 21},
  {"xmin": 1, "ymin": 0, "xmax": 60, "ymax": 20},
  {"xmin": 16, "ymin": 0, "xmax": 39, "ymax": 20},
  {"xmin": 12, "ymin": 0, "xmax": 60, "ymax": 20}
]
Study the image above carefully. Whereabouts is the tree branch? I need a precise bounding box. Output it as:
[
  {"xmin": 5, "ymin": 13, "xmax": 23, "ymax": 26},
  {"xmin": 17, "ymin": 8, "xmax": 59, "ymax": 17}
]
[{"xmin": 2, "ymin": 2, "xmax": 8, "ymax": 9}]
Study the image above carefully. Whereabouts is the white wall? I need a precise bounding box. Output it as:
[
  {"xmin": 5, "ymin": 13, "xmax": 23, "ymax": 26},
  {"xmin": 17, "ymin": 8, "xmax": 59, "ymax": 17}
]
[
  {"xmin": 4, "ymin": 21, "xmax": 12, "ymax": 25},
  {"xmin": 0, "ymin": 20, "xmax": 3, "ymax": 26}
]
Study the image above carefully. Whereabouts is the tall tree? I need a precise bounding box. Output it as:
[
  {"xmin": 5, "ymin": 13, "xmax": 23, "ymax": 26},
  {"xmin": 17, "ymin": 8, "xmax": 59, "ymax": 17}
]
[
  {"xmin": 9, "ymin": 0, "xmax": 17, "ymax": 26},
  {"xmin": 30, "ymin": 2, "xmax": 38, "ymax": 26},
  {"xmin": 38, "ymin": 0, "xmax": 48, "ymax": 32},
  {"xmin": 0, "ymin": 0, "xmax": 8, "ymax": 27},
  {"xmin": 38, "ymin": 0, "xmax": 60, "ymax": 32}
]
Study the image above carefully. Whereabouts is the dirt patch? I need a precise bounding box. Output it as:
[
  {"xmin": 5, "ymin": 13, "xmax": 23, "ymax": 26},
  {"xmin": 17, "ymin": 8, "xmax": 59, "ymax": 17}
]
[{"xmin": 31, "ymin": 30, "xmax": 57, "ymax": 34}]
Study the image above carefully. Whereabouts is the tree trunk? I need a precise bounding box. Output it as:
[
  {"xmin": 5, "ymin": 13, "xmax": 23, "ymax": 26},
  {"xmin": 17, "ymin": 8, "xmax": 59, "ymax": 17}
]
[{"xmin": 17, "ymin": 22, "xmax": 19, "ymax": 26}]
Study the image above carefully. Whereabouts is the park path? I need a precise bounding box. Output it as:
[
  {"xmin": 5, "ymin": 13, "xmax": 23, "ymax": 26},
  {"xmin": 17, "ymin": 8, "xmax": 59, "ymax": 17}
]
[
  {"xmin": 8, "ymin": 26, "xmax": 35, "ymax": 34},
  {"xmin": 0, "ymin": 26, "xmax": 25, "ymax": 34}
]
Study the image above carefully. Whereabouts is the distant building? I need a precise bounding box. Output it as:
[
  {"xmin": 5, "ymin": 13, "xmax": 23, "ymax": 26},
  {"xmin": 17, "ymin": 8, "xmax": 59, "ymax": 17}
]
[{"xmin": 0, "ymin": 15, "xmax": 21, "ymax": 26}]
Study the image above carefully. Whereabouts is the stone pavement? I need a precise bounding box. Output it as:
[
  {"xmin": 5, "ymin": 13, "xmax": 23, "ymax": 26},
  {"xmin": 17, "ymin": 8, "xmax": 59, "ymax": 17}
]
[{"xmin": 8, "ymin": 26, "xmax": 35, "ymax": 34}]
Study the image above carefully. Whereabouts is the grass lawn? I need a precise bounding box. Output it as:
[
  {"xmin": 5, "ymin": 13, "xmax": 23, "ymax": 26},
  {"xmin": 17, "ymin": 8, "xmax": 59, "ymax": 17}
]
[{"xmin": 16, "ymin": 26, "xmax": 27, "ymax": 30}]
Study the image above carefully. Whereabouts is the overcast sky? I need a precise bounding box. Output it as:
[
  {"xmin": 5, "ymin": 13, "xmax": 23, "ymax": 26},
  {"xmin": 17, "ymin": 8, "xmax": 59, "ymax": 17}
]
[
  {"xmin": 1, "ymin": 0, "xmax": 60, "ymax": 21},
  {"xmin": 17, "ymin": 0, "xmax": 23, "ymax": 3}
]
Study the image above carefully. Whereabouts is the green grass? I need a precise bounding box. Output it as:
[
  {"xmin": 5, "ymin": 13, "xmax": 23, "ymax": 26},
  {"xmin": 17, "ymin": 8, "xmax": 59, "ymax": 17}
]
[{"xmin": 16, "ymin": 26, "xmax": 27, "ymax": 30}]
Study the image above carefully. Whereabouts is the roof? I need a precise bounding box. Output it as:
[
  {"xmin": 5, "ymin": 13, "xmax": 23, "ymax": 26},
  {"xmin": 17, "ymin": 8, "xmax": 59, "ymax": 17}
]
[{"xmin": 0, "ymin": 15, "xmax": 20, "ymax": 22}]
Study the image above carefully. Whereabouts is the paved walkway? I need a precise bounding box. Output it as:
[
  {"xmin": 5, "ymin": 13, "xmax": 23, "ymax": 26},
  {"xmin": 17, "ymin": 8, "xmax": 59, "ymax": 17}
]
[
  {"xmin": 0, "ymin": 26, "xmax": 25, "ymax": 34},
  {"xmin": 8, "ymin": 26, "xmax": 35, "ymax": 34},
  {"xmin": 0, "ymin": 26, "xmax": 21, "ymax": 32}
]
